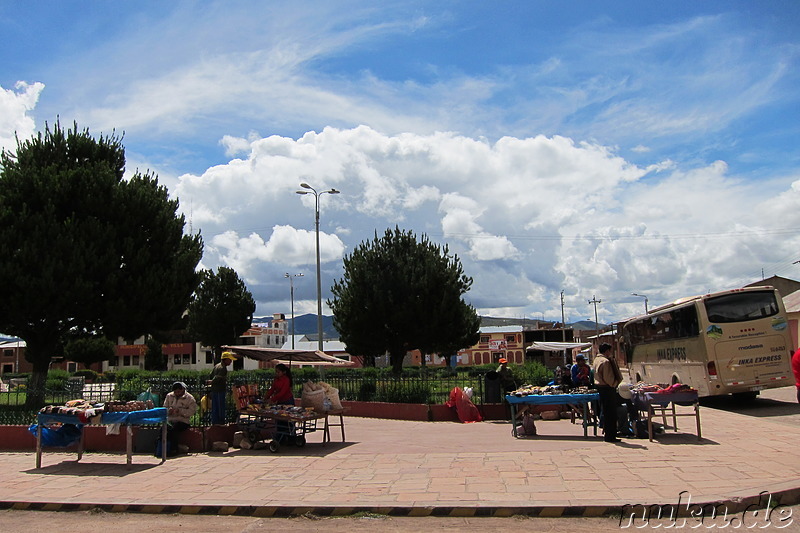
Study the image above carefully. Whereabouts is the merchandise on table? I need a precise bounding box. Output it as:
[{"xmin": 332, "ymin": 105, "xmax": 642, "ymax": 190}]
[
  {"xmin": 509, "ymin": 384, "xmax": 596, "ymax": 396},
  {"xmin": 630, "ymin": 381, "xmax": 697, "ymax": 394}
]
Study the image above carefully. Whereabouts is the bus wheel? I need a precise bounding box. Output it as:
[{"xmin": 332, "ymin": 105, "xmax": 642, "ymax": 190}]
[
  {"xmin": 732, "ymin": 391, "xmax": 758, "ymax": 402},
  {"xmin": 635, "ymin": 373, "xmax": 642, "ymax": 383},
  {"xmin": 671, "ymin": 375, "xmax": 680, "ymax": 385}
]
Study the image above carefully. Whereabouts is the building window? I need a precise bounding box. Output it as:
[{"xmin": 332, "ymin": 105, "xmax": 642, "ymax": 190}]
[
  {"xmin": 3, "ymin": 349, "xmax": 12, "ymax": 358},
  {"xmin": 206, "ymin": 352, "xmax": 214, "ymax": 364},
  {"xmin": 182, "ymin": 354, "xmax": 190, "ymax": 365},
  {"xmin": 67, "ymin": 362, "xmax": 78, "ymax": 373},
  {"xmin": 479, "ymin": 335, "xmax": 489, "ymax": 344},
  {"xmin": 505, "ymin": 335, "xmax": 516, "ymax": 344},
  {"xmin": 123, "ymin": 356, "xmax": 131, "ymax": 366},
  {"xmin": 174, "ymin": 355, "xmax": 182, "ymax": 365},
  {"xmin": 132, "ymin": 356, "xmax": 139, "ymax": 365},
  {"xmin": 1, "ymin": 364, "xmax": 12, "ymax": 374}
]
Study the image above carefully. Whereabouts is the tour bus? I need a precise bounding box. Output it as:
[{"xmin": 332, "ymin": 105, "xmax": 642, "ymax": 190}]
[{"xmin": 621, "ymin": 286, "xmax": 794, "ymax": 400}]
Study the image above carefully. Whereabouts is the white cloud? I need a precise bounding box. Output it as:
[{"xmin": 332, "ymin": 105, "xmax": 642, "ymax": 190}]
[{"xmin": 0, "ymin": 82, "xmax": 43, "ymax": 152}]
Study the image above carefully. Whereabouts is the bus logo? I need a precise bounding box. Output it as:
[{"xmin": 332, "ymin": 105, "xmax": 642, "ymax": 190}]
[
  {"xmin": 706, "ymin": 325, "xmax": 723, "ymax": 339},
  {"xmin": 771, "ymin": 316, "xmax": 787, "ymax": 331}
]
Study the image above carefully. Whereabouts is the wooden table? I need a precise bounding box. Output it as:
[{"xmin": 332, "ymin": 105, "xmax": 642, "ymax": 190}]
[
  {"xmin": 633, "ymin": 391, "xmax": 701, "ymax": 442},
  {"xmin": 35, "ymin": 407, "xmax": 168, "ymax": 469}
]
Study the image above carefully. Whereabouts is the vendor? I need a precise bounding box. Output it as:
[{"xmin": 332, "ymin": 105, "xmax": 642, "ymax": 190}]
[
  {"xmin": 163, "ymin": 381, "xmax": 197, "ymax": 454},
  {"xmin": 497, "ymin": 358, "xmax": 516, "ymax": 393},
  {"xmin": 571, "ymin": 354, "xmax": 593, "ymax": 386},
  {"xmin": 264, "ymin": 363, "xmax": 295, "ymax": 406}
]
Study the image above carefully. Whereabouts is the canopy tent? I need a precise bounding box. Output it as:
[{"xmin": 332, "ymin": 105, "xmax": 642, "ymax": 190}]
[
  {"xmin": 221, "ymin": 346, "xmax": 356, "ymax": 367},
  {"xmin": 526, "ymin": 341, "xmax": 592, "ymax": 352}
]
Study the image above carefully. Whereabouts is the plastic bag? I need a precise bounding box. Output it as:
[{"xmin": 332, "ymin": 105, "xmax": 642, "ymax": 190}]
[
  {"xmin": 28, "ymin": 423, "xmax": 83, "ymax": 447},
  {"xmin": 200, "ymin": 395, "xmax": 210, "ymax": 412},
  {"xmin": 137, "ymin": 388, "xmax": 159, "ymax": 407}
]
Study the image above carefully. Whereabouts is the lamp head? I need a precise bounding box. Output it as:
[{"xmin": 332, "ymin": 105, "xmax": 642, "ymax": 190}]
[
  {"xmin": 327, "ymin": 188, "xmax": 340, "ymax": 194},
  {"xmin": 300, "ymin": 182, "xmax": 312, "ymax": 189},
  {"xmin": 296, "ymin": 190, "xmax": 309, "ymax": 195}
]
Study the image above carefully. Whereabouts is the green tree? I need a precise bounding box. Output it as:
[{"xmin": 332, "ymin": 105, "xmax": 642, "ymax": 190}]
[
  {"xmin": 329, "ymin": 227, "xmax": 481, "ymax": 374},
  {"xmin": 63, "ymin": 336, "xmax": 116, "ymax": 371},
  {"xmin": 144, "ymin": 338, "xmax": 167, "ymax": 371},
  {"xmin": 0, "ymin": 121, "xmax": 203, "ymax": 407},
  {"xmin": 186, "ymin": 266, "xmax": 256, "ymax": 361}
]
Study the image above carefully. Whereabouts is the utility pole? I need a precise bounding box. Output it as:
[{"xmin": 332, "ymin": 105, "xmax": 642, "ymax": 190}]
[{"xmin": 560, "ymin": 290, "xmax": 567, "ymax": 365}]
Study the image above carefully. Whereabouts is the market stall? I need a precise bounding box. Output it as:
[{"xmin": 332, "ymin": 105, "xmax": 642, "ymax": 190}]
[
  {"xmin": 506, "ymin": 388, "xmax": 599, "ymax": 438},
  {"xmin": 632, "ymin": 386, "xmax": 701, "ymax": 442},
  {"xmin": 34, "ymin": 406, "xmax": 168, "ymax": 469}
]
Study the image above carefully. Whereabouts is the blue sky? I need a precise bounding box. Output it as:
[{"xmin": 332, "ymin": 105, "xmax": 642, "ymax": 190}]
[{"xmin": 2, "ymin": 1, "xmax": 799, "ymax": 325}]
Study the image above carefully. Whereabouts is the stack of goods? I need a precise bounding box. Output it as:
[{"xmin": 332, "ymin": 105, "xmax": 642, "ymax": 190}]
[
  {"xmin": 39, "ymin": 399, "xmax": 103, "ymax": 424},
  {"xmin": 511, "ymin": 384, "xmax": 570, "ymax": 396},
  {"xmin": 300, "ymin": 381, "xmax": 342, "ymax": 411},
  {"xmin": 104, "ymin": 399, "xmax": 154, "ymax": 412},
  {"xmin": 259, "ymin": 404, "xmax": 317, "ymax": 419},
  {"xmin": 631, "ymin": 381, "xmax": 697, "ymax": 394}
]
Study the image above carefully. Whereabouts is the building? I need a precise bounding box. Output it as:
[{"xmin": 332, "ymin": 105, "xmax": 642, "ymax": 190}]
[{"xmin": 458, "ymin": 326, "xmax": 526, "ymax": 366}]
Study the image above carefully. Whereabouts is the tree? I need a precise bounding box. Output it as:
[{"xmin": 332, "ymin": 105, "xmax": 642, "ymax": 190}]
[
  {"xmin": 63, "ymin": 337, "xmax": 116, "ymax": 371},
  {"xmin": 144, "ymin": 338, "xmax": 167, "ymax": 371},
  {"xmin": 186, "ymin": 266, "xmax": 256, "ymax": 361},
  {"xmin": 329, "ymin": 227, "xmax": 481, "ymax": 374},
  {"xmin": 0, "ymin": 121, "xmax": 203, "ymax": 407}
]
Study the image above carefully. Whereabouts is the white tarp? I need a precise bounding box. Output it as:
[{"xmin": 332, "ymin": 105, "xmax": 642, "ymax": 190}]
[{"xmin": 526, "ymin": 341, "xmax": 592, "ymax": 352}]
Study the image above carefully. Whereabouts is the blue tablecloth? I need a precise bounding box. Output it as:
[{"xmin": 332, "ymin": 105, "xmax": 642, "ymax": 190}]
[
  {"xmin": 505, "ymin": 393, "xmax": 599, "ymax": 405},
  {"xmin": 37, "ymin": 407, "xmax": 168, "ymax": 426}
]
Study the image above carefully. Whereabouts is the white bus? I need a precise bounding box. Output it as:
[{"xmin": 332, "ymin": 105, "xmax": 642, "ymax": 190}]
[{"xmin": 621, "ymin": 286, "xmax": 794, "ymax": 400}]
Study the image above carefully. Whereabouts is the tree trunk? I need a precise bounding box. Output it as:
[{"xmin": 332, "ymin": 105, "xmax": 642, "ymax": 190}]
[
  {"xmin": 25, "ymin": 356, "xmax": 51, "ymax": 409},
  {"xmin": 389, "ymin": 348, "xmax": 405, "ymax": 375}
]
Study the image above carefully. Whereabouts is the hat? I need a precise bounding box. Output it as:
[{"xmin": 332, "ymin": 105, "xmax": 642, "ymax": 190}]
[
  {"xmin": 617, "ymin": 382, "xmax": 633, "ymax": 400},
  {"xmin": 221, "ymin": 351, "xmax": 237, "ymax": 361},
  {"xmin": 575, "ymin": 354, "xmax": 586, "ymax": 361},
  {"xmin": 498, "ymin": 358, "xmax": 508, "ymax": 364},
  {"xmin": 172, "ymin": 381, "xmax": 187, "ymax": 391}
]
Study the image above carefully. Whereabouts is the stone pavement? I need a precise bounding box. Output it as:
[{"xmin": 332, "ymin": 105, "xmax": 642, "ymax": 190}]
[{"xmin": 1, "ymin": 388, "xmax": 799, "ymax": 518}]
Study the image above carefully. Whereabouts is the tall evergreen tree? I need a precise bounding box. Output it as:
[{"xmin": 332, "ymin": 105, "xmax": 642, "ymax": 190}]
[
  {"xmin": 186, "ymin": 266, "xmax": 256, "ymax": 361},
  {"xmin": 329, "ymin": 227, "xmax": 481, "ymax": 374},
  {"xmin": 0, "ymin": 121, "xmax": 203, "ymax": 406}
]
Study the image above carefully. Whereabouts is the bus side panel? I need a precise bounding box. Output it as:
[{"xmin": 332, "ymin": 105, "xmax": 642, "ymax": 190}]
[
  {"xmin": 629, "ymin": 337, "xmax": 712, "ymax": 396},
  {"xmin": 711, "ymin": 333, "xmax": 792, "ymax": 394}
]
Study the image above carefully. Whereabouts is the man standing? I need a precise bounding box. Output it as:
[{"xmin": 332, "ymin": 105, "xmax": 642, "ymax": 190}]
[
  {"xmin": 208, "ymin": 351, "xmax": 236, "ymax": 425},
  {"xmin": 593, "ymin": 342, "xmax": 623, "ymax": 443},
  {"xmin": 792, "ymin": 347, "xmax": 800, "ymax": 404},
  {"xmin": 497, "ymin": 358, "xmax": 516, "ymax": 394}
]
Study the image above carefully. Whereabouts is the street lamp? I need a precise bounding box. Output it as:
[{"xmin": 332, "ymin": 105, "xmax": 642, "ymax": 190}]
[
  {"xmin": 631, "ymin": 293, "xmax": 649, "ymax": 314},
  {"xmin": 284, "ymin": 273, "xmax": 303, "ymax": 349},
  {"xmin": 296, "ymin": 182, "xmax": 340, "ymax": 352},
  {"xmin": 588, "ymin": 295, "xmax": 601, "ymax": 349}
]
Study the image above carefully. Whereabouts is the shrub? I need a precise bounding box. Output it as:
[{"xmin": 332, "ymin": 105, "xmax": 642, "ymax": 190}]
[{"xmin": 73, "ymin": 369, "xmax": 98, "ymax": 381}]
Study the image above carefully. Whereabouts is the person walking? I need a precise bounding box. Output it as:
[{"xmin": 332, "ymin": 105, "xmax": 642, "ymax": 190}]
[
  {"xmin": 208, "ymin": 351, "xmax": 236, "ymax": 425},
  {"xmin": 593, "ymin": 342, "xmax": 623, "ymax": 443}
]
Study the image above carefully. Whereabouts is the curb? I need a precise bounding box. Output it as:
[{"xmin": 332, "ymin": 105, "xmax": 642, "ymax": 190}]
[{"xmin": 2, "ymin": 486, "xmax": 799, "ymax": 519}]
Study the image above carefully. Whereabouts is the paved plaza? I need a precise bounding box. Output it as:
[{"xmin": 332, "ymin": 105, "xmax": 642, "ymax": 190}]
[{"xmin": 1, "ymin": 388, "xmax": 799, "ymax": 519}]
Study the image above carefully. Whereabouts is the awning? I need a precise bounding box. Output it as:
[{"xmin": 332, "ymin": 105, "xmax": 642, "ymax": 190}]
[
  {"xmin": 526, "ymin": 341, "xmax": 592, "ymax": 352},
  {"xmin": 222, "ymin": 346, "xmax": 356, "ymax": 366}
]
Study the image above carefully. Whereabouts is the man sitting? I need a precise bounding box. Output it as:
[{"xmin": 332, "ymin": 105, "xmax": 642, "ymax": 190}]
[{"xmin": 162, "ymin": 381, "xmax": 197, "ymax": 455}]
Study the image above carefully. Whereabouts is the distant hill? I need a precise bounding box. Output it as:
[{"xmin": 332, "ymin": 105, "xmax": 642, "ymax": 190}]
[{"xmin": 480, "ymin": 316, "xmax": 606, "ymax": 330}]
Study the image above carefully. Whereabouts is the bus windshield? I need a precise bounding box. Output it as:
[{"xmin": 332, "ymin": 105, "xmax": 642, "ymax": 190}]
[{"xmin": 704, "ymin": 291, "xmax": 779, "ymax": 323}]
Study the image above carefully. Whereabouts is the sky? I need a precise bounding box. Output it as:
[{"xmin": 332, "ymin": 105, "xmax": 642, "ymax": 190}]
[{"xmin": 1, "ymin": 1, "xmax": 799, "ymax": 326}]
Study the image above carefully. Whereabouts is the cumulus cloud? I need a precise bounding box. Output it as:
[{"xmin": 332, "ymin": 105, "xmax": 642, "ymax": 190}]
[{"xmin": 0, "ymin": 82, "xmax": 43, "ymax": 152}]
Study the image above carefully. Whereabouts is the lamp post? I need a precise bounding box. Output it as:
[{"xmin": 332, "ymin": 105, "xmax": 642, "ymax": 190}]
[
  {"xmin": 588, "ymin": 295, "xmax": 601, "ymax": 350},
  {"xmin": 285, "ymin": 273, "xmax": 303, "ymax": 349},
  {"xmin": 296, "ymin": 182, "xmax": 340, "ymax": 352},
  {"xmin": 631, "ymin": 293, "xmax": 649, "ymax": 314}
]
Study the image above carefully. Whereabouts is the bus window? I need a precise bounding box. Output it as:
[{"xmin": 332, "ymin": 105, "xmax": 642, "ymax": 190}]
[{"xmin": 704, "ymin": 291, "xmax": 779, "ymax": 323}]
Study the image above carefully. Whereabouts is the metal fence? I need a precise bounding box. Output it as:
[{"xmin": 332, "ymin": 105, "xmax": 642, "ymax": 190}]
[{"xmin": 0, "ymin": 368, "xmax": 523, "ymax": 427}]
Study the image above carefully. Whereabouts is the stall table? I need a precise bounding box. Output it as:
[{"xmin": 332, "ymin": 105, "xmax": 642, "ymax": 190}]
[
  {"xmin": 506, "ymin": 393, "xmax": 599, "ymax": 438},
  {"xmin": 237, "ymin": 407, "xmax": 346, "ymax": 452},
  {"xmin": 633, "ymin": 391, "xmax": 701, "ymax": 442},
  {"xmin": 35, "ymin": 407, "xmax": 168, "ymax": 469}
]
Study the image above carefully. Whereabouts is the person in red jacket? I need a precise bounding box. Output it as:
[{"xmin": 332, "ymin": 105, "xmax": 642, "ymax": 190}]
[
  {"xmin": 792, "ymin": 348, "xmax": 800, "ymax": 404},
  {"xmin": 264, "ymin": 363, "xmax": 294, "ymax": 406}
]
